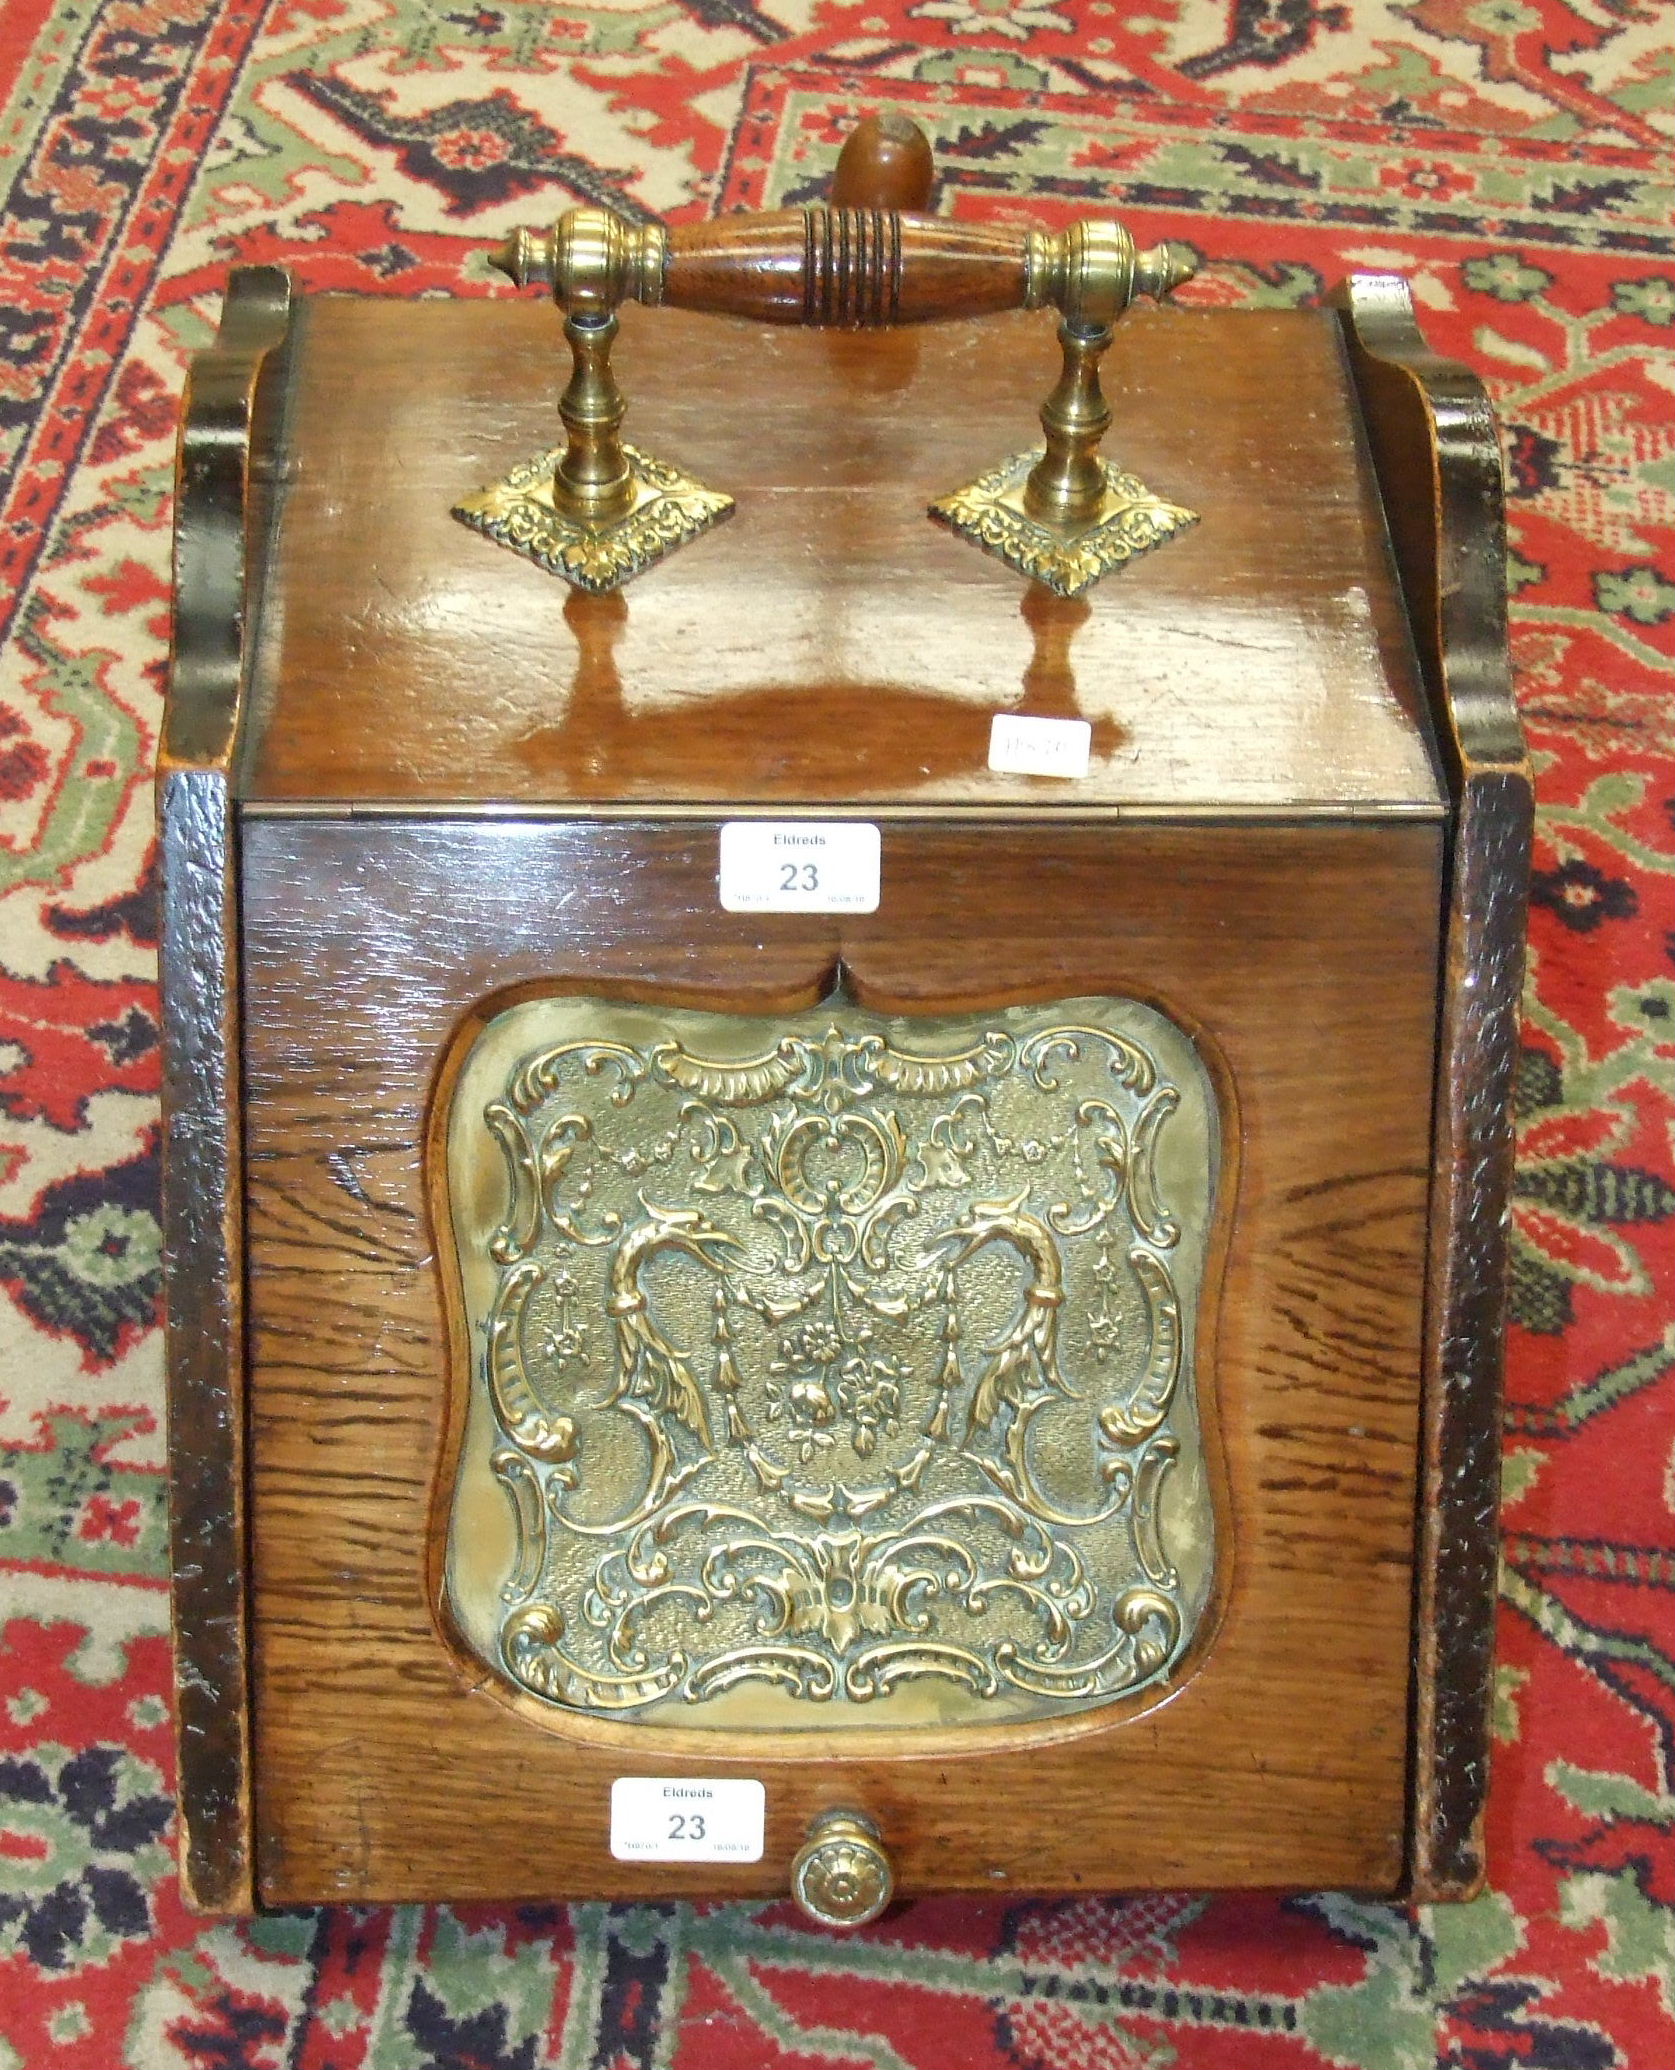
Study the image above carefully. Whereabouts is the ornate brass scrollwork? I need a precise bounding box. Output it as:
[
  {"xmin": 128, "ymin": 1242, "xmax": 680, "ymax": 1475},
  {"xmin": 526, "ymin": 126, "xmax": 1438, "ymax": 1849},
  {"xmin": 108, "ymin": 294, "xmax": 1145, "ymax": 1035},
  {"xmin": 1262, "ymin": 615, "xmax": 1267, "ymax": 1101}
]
[{"xmin": 441, "ymin": 993, "xmax": 1222, "ymax": 1731}]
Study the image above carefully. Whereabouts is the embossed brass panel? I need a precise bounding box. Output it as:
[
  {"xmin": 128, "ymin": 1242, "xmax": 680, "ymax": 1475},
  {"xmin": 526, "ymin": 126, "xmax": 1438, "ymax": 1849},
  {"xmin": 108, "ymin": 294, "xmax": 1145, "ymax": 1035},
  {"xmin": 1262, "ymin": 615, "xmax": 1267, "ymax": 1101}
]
[{"xmin": 440, "ymin": 994, "xmax": 1223, "ymax": 1731}]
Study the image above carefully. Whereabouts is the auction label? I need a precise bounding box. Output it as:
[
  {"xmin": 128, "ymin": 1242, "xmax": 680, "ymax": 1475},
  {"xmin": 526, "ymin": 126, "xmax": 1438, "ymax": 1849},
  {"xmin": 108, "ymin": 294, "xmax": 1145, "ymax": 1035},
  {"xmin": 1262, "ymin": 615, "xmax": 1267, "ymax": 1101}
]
[
  {"xmin": 719, "ymin": 821, "xmax": 881, "ymax": 913},
  {"xmin": 988, "ymin": 712, "xmax": 1092, "ymax": 779},
  {"xmin": 610, "ymin": 1777, "xmax": 766, "ymax": 1862}
]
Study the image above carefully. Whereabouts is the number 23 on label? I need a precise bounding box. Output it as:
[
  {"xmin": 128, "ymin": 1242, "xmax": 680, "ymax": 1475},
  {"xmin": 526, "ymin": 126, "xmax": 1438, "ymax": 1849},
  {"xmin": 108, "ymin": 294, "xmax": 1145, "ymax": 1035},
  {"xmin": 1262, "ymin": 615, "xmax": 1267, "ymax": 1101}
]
[
  {"xmin": 609, "ymin": 1777, "xmax": 766, "ymax": 1862},
  {"xmin": 718, "ymin": 822, "xmax": 881, "ymax": 914}
]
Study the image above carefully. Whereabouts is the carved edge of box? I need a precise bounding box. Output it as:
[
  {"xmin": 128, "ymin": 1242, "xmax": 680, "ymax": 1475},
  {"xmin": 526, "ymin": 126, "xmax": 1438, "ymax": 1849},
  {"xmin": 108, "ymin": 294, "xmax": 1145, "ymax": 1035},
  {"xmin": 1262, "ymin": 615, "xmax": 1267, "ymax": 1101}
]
[
  {"xmin": 162, "ymin": 266, "xmax": 295, "ymax": 775},
  {"xmin": 159, "ymin": 266, "xmax": 295, "ymax": 1913},
  {"xmin": 1338, "ymin": 274, "xmax": 1534, "ymax": 1901}
]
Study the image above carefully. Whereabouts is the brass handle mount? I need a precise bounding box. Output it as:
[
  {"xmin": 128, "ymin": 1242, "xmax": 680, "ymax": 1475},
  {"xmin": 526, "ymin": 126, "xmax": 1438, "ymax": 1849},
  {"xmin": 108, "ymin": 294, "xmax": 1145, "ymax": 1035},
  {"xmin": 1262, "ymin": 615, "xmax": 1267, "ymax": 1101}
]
[
  {"xmin": 790, "ymin": 1810, "xmax": 894, "ymax": 1929},
  {"xmin": 453, "ymin": 115, "xmax": 1201, "ymax": 596}
]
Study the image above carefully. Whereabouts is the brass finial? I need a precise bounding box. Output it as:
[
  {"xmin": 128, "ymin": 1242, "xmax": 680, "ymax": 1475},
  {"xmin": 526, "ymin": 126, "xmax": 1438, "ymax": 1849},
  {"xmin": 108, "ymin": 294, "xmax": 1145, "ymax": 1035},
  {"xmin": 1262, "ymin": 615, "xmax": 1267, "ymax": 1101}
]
[
  {"xmin": 1135, "ymin": 239, "xmax": 1197, "ymax": 301},
  {"xmin": 487, "ymin": 226, "xmax": 544, "ymax": 291}
]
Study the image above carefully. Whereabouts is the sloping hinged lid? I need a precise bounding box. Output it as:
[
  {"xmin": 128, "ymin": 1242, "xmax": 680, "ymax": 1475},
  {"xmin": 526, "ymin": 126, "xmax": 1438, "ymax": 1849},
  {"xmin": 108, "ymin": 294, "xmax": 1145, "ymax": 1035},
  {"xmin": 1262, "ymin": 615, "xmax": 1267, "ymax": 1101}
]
[{"xmin": 235, "ymin": 299, "xmax": 1443, "ymax": 820}]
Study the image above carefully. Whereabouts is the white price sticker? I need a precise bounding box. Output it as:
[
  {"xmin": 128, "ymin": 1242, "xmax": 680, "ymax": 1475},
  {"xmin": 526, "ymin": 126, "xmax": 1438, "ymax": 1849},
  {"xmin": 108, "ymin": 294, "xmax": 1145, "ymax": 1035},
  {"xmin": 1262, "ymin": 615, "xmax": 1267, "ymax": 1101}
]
[
  {"xmin": 610, "ymin": 1777, "xmax": 766, "ymax": 1862},
  {"xmin": 719, "ymin": 821, "xmax": 880, "ymax": 913},
  {"xmin": 988, "ymin": 713, "xmax": 1092, "ymax": 779}
]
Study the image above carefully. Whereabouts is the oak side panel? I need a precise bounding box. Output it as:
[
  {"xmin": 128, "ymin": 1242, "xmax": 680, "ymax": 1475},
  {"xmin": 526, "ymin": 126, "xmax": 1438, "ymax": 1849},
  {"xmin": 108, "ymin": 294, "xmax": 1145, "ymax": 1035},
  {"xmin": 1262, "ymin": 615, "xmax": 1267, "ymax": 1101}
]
[
  {"xmin": 1341, "ymin": 277, "xmax": 1534, "ymax": 1899},
  {"xmin": 159, "ymin": 264, "xmax": 295, "ymax": 1913},
  {"xmin": 159, "ymin": 775, "xmax": 252, "ymax": 1913},
  {"xmin": 241, "ymin": 816, "xmax": 1441, "ymax": 1904}
]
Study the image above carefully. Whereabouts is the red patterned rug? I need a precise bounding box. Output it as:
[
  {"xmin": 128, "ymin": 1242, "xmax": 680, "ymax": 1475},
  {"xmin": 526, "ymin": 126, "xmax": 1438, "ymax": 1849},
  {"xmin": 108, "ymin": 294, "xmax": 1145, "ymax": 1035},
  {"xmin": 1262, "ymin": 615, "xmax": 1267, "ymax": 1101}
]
[{"xmin": 1, "ymin": 2, "xmax": 1671, "ymax": 2064}]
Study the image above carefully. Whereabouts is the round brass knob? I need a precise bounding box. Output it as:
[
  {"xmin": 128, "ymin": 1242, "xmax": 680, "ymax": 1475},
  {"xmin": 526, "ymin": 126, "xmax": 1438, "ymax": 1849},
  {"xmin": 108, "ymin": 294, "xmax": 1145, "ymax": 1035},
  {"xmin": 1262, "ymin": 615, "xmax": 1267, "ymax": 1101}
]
[{"xmin": 790, "ymin": 1811, "xmax": 893, "ymax": 1928}]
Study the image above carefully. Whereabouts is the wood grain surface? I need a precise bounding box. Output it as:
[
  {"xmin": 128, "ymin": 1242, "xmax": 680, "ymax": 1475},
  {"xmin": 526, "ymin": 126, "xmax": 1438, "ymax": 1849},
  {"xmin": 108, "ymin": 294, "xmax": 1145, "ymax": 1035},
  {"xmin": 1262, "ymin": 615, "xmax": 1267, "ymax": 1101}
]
[
  {"xmin": 235, "ymin": 299, "xmax": 1442, "ymax": 819},
  {"xmin": 660, "ymin": 211, "xmax": 1045, "ymax": 328},
  {"xmin": 241, "ymin": 818, "xmax": 1441, "ymax": 1904},
  {"xmin": 160, "ymin": 265, "xmax": 1527, "ymax": 1913}
]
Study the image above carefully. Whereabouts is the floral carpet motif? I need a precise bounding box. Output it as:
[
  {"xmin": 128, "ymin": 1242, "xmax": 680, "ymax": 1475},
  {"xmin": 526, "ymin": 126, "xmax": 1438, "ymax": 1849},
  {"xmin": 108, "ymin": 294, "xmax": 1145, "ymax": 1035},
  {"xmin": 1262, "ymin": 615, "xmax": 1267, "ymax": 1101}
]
[{"xmin": 1, "ymin": 2, "xmax": 1670, "ymax": 2065}]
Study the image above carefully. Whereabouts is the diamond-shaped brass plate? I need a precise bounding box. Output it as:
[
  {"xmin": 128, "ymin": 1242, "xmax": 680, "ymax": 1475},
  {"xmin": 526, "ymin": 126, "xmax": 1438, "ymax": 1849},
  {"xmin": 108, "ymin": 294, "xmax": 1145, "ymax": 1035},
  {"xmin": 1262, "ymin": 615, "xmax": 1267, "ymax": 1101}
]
[
  {"xmin": 453, "ymin": 442, "xmax": 733, "ymax": 593},
  {"xmin": 930, "ymin": 448, "xmax": 1198, "ymax": 598}
]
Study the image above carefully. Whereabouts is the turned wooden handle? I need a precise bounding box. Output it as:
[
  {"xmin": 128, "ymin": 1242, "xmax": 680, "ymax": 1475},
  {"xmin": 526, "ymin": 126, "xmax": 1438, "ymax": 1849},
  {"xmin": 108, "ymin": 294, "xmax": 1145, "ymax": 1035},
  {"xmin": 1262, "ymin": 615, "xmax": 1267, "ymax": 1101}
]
[
  {"xmin": 663, "ymin": 210, "xmax": 1030, "ymax": 328},
  {"xmin": 489, "ymin": 108, "xmax": 1194, "ymax": 334},
  {"xmin": 494, "ymin": 208, "xmax": 1195, "ymax": 334}
]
